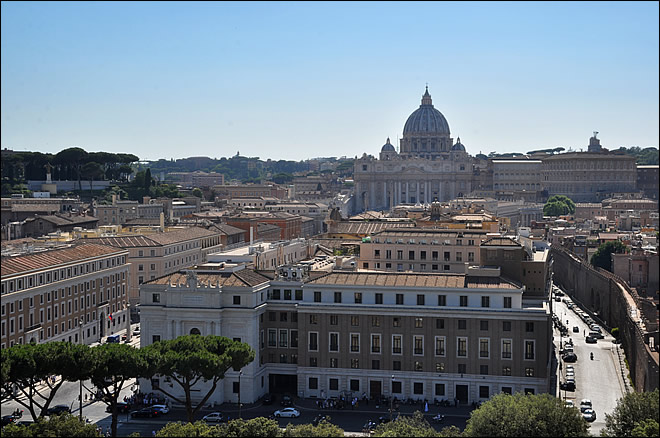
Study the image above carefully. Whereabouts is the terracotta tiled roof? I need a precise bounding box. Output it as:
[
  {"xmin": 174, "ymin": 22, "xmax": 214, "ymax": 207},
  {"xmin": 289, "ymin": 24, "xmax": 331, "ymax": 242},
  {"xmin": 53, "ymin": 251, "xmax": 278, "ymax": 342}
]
[
  {"xmin": 146, "ymin": 269, "xmax": 270, "ymax": 287},
  {"xmin": 306, "ymin": 271, "xmax": 519, "ymax": 289},
  {"xmin": 1, "ymin": 243, "xmax": 127, "ymax": 277},
  {"xmin": 332, "ymin": 221, "xmax": 415, "ymax": 235}
]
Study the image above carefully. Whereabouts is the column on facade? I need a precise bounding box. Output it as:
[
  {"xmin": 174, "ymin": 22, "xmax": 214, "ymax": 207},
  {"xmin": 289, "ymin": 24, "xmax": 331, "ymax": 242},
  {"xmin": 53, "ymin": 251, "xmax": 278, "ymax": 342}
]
[
  {"xmin": 397, "ymin": 181, "xmax": 401, "ymax": 206},
  {"xmin": 383, "ymin": 181, "xmax": 387, "ymax": 210},
  {"xmin": 425, "ymin": 181, "xmax": 429, "ymax": 204},
  {"xmin": 416, "ymin": 181, "xmax": 420, "ymax": 204},
  {"xmin": 178, "ymin": 320, "xmax": 183, "ymax": 337},
  {"xmin": 370, "ymin": 182, "xmax": 375, "ymax": 211},
  {"xmin": 406, "ymin": 181, "xmax": 409, "ymax": 204}
]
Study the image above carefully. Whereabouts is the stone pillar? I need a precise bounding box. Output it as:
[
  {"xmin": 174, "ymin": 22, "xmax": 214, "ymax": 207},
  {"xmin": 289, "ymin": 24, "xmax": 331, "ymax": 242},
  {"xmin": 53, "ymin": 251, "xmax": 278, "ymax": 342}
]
[
  {"xmin": 416, "ymin": 182, "xmax": 420, "ymax": 204},
  {"xmin": 383, "ymin": 182, "xmax": 387, "ymax": 210},
  {"xmin": 406, "ymin": 182, "xmax": 409, "ymax": 203}
]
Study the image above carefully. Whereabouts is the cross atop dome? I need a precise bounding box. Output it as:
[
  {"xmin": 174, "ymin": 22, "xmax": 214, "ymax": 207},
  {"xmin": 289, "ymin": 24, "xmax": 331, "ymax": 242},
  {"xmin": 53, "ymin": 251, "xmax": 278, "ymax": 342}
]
[{"xmin": 421, "ymin": 86, "xmax": 432, "ymax": 105}]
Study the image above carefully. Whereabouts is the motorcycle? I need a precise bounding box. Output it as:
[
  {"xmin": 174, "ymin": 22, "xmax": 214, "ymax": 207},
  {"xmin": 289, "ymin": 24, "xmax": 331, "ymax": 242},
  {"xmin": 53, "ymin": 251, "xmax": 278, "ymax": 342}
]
[{"xmin": 431, "ymin": 414, "xmax": 445, "ymax": 423}]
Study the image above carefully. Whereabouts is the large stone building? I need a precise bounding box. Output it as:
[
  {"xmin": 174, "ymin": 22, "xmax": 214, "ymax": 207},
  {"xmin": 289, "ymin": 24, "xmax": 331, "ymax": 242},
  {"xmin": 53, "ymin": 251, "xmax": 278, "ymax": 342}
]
[
  {"xmin": 354, "ymin": 88, "xmax": 473, "ymax": 212},
  {"xmin": 138, "ymin": 263, "xmax": 552, "ymax": 405},
  {"xmin": 1, "ymin": 243, "xmax": 130, "ymax": 349}
]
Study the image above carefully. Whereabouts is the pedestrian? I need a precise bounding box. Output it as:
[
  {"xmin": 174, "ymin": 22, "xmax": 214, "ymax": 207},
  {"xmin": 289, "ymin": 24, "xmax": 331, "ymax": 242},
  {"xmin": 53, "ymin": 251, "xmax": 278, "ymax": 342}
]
[{"xmin": 152, "ymin": 430, "xmax": 156, "ymax": 437}]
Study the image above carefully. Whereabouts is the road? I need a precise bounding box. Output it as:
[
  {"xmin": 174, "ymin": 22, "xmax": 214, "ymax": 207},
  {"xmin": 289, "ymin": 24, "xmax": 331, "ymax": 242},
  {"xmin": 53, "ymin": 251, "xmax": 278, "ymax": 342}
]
[{"xmin": 552, "ymin": 291, "xmax": 628, "ymax": 435}]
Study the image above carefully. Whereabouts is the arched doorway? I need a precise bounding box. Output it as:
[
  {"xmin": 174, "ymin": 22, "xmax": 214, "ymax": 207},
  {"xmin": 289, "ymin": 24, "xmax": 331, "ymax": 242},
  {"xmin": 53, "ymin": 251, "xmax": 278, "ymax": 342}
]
[{"xmin": 190, "ymin": 328, "xmax": 201, "ymax": 335}]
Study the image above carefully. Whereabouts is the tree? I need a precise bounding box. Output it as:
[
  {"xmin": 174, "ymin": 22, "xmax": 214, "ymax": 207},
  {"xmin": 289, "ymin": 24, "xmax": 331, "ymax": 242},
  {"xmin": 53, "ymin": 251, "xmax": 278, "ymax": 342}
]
[
  {"xmin": 590, "ymin": 240, "xmax": 628, "ymax": 272},
  {"xmin": 146, "ymin": 335, "xmax": 255, "ymax": 423},
  {"xmin": 372, "ymin": 411, "xmax": 439, "ymax": 437},
  {"xmin": 1, "ymin": 342, "xmax": 94, "ymax": 421},
  {"xmin": 55, "ymin": 147, "xmax": 88, "ymax": 191},
  {"xmin": 89, "ymin": 344, "xmax": 156, "ymax": 438},
  {"xmin": 81, "ymin": 162, "xmax": 105, "ymax": 197},
  {"xmin": 282, "ymin": 419, "xmax": 344, "ymax": 437},
  {"xmin": 1, "ymin": 413, "xmax": 101, "ymax": 437},
  {"xmin": 601, "ymin": 389, "xmax": 659, "ymax": 437},
  {"xmin": 219, "ymin": 417, "xmax": 281, "ymax": 437},
  {"xmin": 543, "ymin": 195, "xmax": 576, "ymax": 217},
  {"xmin": 144, "ymin": 168, "xmax": 152, "ymax": 190},
  {"xmin": 463, "ymin": 393, "xmax": 588, "ymax": 437},
  {"xmin": 192, "ymin": 188, "xmax": 204, "ymax": 199},
  {"xmin": 156, "ymin": 421, "xmax": 223, "ymax": 437}
]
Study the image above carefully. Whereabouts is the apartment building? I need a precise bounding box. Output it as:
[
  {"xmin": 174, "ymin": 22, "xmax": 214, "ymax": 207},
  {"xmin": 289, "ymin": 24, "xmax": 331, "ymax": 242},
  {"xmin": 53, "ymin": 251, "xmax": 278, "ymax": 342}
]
[
  {"xmin": 359, "ymin": 229, "xmax": 491, "ymax": 273},
  {"xmin": 1, "ymin": 243, "xmax": 129, "ymax": 349},
  {"xmin": 1, "ymin": 196, "xmax": 83, "ymax": 225},
  {"xmin": 83, "ymin": 227, "xmax": 224, "ymax": 308},
  {"xmin": 138, "ymin": 263, "xmax": 551, "ymax": 405}
]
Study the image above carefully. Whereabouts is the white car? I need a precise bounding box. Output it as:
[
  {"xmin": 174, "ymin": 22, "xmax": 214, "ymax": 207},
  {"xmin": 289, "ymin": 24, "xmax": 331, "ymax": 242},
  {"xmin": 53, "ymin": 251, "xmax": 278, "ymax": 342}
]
[
  {"xmin": 150, "ymin": 404, "xmax": 169, "ymax": 414},
  {"xmin": 565, "ymin": 400, "xmax": 574, "ymax": 408},
  {"xmin": 580, "ymin": 399, "xmax": 592, "ymax": 412},
  {"xmin": 274, "ymin": 407, "xmax": 300, "ymax": 418},
  {"xmin": 202, "ymin": 412, "xmax": 228, "ymax": 423}
]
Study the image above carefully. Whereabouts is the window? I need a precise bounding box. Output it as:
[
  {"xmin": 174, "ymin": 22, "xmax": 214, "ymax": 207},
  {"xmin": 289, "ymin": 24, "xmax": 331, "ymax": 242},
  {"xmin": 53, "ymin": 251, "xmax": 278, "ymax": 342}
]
[
  {"xmin": 393, "ymin": 317, "xmax": 400, "ymax": 327},
  {"xmin": 279, "ymin": 330, "xmax": 288, "ymax": 348},
  {"xmin": 396, "ymin": 294, "xmax": 404, "ymax": 305},
  {"xmin": 372, "ymin": 360, "xmax": 380, "ymax": 370},
  {"xmin": 479, "ymin": 338, "xmax": 490, "ymax": 358},
  {"xmin": 354, "ymin": 293, "xmax": 362, "ymax": 304},
  {"xmin": 393, "ymin": 361, "xmax": 401, "ymax": 371},
  {"xmin": 457, "ymin": 337, "xmax": 467, "ymax": 357},
  {"xmin": 436, "ymin": 318, "xmax": 444, "ymax": 329},
  {"xmin": 268, "ymin": 311, "xmax": 276, "ymax": 322},
  {"xmin": 503, "ymin": 321, "xmax": 512, "ymax": 331},
  {"xmin": 280, "ymin": 354, "xmax": 288, "ymax": 363},
  {"xmin": 308, "ymin": 332, "xmax": 318, "ymax": 351},
  {"xmin": 504, "ymin": 297, "xmax": 512, "ymax": 308},
  {"xmin": 370, "ymin": 316, "xmax": 380, "ymax": 327},
  {"xmin": 460, "ymin": 296, "xmax": 468, "ymax": 307},
  {"xmin": 280, "ymin": 312, "xmax": 288, "ymax": 322},
  {"xmin": 502, "ymin": 366, "xmax": 511, "ymax": 376},
  {"xmin": 436, "ymin": 362, "xmax": 445, "ymax": 372},
  {"xmin": 371, "ymin": 334, "xmax": 381, "ymax": 353},
  {"xmin": 468, "ymin": 252, "xmax": 475, "ymax": 262},
  {"xmin": 413, "ymin": 382, "xmax": 424, "ymax": 394},
  {"xmin": 329, "ymin": 378, "xmax": 339, "ymax": 390},
  {"xmin": 268, "ymin": 329, "xmax": 276, "ymax": 347},
  {"xmin": 233, "ymin": 296, "xmax": 241, "ymax": 305},
  {"xmin": 152, "ymin": 293, "xmax": 160, "ymax": 303},
  {"xmin": 438, "ymin": 295, "xmax": 446, "ymax": 306},
  {"xmin": 284, "ymin": 290, "xmax": 292, "ymax": 300},
  {"xmin": 291, "ymin": 330, "xmax": 298, "ymax": 348},
  {"xmin": 310, "ymin": 314, "xmax": 318, "ymax": 324},
  {"xmin": 330, "ymin": 358, "xmax": 338, "ymax": 368},
  {"xmin": 375, "ymin": 293, "xmax": 383, "ymax": 304},
  {"xmin": 351, "ymin": 316, "xmax": 359, "ymax": 326},
  {"xmin": 502, "ymin": 339, "xmax": 512, "ymax": 359},
  {"xmin": 330, "ymin": 315, "xmax": 338, "ymax": 325},
  {"xmin": 392, "ymin": 335, "xmax": 402, "ymax": 354},
  {"xmin": 458, "ymin": 363, "xmax": 467, "ymax": 374},
  {"xmin": 329, "ymin": 333, "xmax": 339, "ymax": 352},
  {"xmin": 415, "ymin": 317, "xmax": 423, "ymax": 328},
  {"xmin": 458, "ymin": 320, "xmax": 467, "ymax": 330},
  {"xmin": 351, "ymin": 358, "xmax": 359, "ymax": 369},
  {"xmin": 295, "ymin": 290, "xmax": 303, "ymax": 300},
  {"xmin": 309, "ymin": 377, "xmax": 318, "ymax": 390},
  {"xmin": 435, "ymin": 336, "xmax": 445, "ymax": 356},
  {"xmin": 334, "ymin": 292, "xmax": 342, "ymax": 303},
  {"xmin": 479, "ymin": 385, "xmax": 489, "ymax": 398},
  {"xmin": 409, "ymin": 251, "xmax": 415, "ymax": 260},
  {"xmin": 414, "ymin": 335, "xmax": 424, "ymax": 355},
  {"xmin": 350, "ymin": 379, "xmax": 360, "ymax": 392},
  {"xmin": 480, "ymin": 320, "xmax": 489, "ymax": 331},
  {"xmin": 350, "ymin": 333, "xmax": 360, "ymax": 352},
  {"xmin": 314, "ymin": 291, "xmax": 321, "ymax": 302},
  {"xmin": 417, "ymin": 295, "xmax": 425, "ymax": 305},
  {"xmin": 525, "ymin": 340, "xmax": 535, "ymax": 360},
  {"xmin": 152, "ymin": 335, "xmax": 161, "ymax": 343},
  {"xmin": 435, "ymin": 384, "xmax": 446, "ymax": 396},
  {"xmin": 525, "ymin": 368, "xmax": 535, "ymax": 377},
  {"xmin": 526, "ymin": 322, "xmax": 534, "ymax": 332},
  {"xmin": 309, "ymin": 357, "xmax": 317, "ymax": 367},
  {"xmin": 481, "ymin": 296, "xmax": 490, "ymax": 308}
]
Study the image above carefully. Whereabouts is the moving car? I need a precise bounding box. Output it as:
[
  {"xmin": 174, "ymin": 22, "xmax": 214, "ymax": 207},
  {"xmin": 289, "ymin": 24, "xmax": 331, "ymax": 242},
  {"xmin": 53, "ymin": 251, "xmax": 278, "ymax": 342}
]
[
  {"xmin": 582, "ymin": 409, "xmax": 597, "ymax": 422},
  {"xmin": 585, "ymin": 336, "xmax": 598, "ymax": 344},
  {"xmin": 202, "ymin": 412, "xmax": 229, "ymax": 423},
  {"xmin": 106, "ymin": 402, "xmax": 131, "ymax": 413},
  {"xmin": 150, "ymin": 404, "xmax": 169, "ymax": 415},
  {"xmin": 312, "ymin": 414, "xmax": 328, "ymax": 426},
  {"xmin": 261, "ymin": 393, "xmax": 275, "ymax": 405},
  {"xmin": 572, "ymin": 326, "xmax": 580, "ymax": 333},
  {"xmin": 273, "ymin": 408, "xmax": 300, "ymax": 418},
  {"xmin": 560, "ymin": 381, "xmax": 575, "ymax": 391},
  {"xmin": 46, "ymin": 405, "xmax": 71, "ymax": 415},
  {"xmin": 130, "ymin": 407, "xmax": 159, "ymax": 418},
  {"xmin": 280, "ymin": 394, "xmax": 293, "ymax": 407}
]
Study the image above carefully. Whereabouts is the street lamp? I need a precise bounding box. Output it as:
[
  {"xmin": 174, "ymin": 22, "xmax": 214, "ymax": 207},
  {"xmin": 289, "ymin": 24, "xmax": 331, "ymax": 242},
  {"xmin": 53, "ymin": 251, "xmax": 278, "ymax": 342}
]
[
  {"xmin": 390, "ymin": 375, "xmax": 394, "ymax": 422},
  {"xmin": 238, "ymin": 370, "xmax": 243, "ymax": 419}
]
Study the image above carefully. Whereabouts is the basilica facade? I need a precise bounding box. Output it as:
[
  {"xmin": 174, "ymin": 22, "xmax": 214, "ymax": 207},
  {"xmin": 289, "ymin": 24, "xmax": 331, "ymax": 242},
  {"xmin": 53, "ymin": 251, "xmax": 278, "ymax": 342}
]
[{"xmin": 354, "ymin": 87, "xmax": 473, "ymax": 212}]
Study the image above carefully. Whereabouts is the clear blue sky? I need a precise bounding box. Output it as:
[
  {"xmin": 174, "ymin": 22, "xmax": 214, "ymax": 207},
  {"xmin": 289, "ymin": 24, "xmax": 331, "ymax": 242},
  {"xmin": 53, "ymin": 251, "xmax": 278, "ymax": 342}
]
[{"xmin": 2, "ymin": 1, "xmax": 658, "ymax": 161}]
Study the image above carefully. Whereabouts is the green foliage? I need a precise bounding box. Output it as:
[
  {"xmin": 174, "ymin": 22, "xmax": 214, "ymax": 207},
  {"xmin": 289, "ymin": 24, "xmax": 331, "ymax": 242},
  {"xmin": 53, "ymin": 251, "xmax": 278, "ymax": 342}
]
[
  {"xmin": 156, "ymin": 421, "xmax": 223, "ymax": 437},
  {"xmin": 543, "ymin": 195, "xmax": 575, "ymax": 217},
  {"xmin": 146, "ymin": 335, "xmax": 255, "ymax": 423},
  {"xmin": 590, "ymin": 240, "xmax": 628, "ymax": 272},
  {"xmin": 372, "ymin": 411, "xmax": 439, "ymax": 437},
  {"xmin": 192, "ymin": 188, "xmax": 204, "ymax": 198},
  {"xmin": 463, "ymin": 393, "xmax": 588, "ymax": 437},
  {"xmin": 601, "ymin": 389, "xmax": 659, "ymax": 437},
  {"xmin": 271, "ymin": 173, "xmax": 294, "ymax": 184},
  {"xmin": 1, "ymin": 413, "xmax": 101, "ymax": 437},
  {"xmin": 220, "ymin": 417, "xmax": 281, "ymax": 437},
  {"xmin": 612, "ymin": 146, "xmax": 659, "ymax": 165},
  {"xmin": 611, "ymin": 327, "xmax": 620, "ymax": 339},
  {"xmin": 631, "ymin": 419, "xmax": 659, "ymax": 437},
  {"xmin": 282, "ymin": 420, "xmax": 344, "ymax": 437}
]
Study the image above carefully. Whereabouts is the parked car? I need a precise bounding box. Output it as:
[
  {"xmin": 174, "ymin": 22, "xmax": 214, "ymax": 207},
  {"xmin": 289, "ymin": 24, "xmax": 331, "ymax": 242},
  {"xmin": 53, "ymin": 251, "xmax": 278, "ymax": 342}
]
[
  {"xmin": 150, "ymin": 404, "xmax": 169, "ymax": 415},
  {"xmin": 572, "ymin": 326, "xmax": 579, "ymax": 333},
  {"xmin": 582, "ymin": 409, "xmax": 597, "ymax": 422},
  {"xmin": 130, "ymin": 408, "xmax": 159, "ymax": 418},
  {"xmin": 106, "ymin": 402, "xmax": 131, "ymax": 413},
  {"xmin": 560, "ymin": 381, "xmax": 576, "ymax": 391},
  {"xmin": 565, "ymin": 400, "xmax": 574, "ymax": 408},
  {"xmin": 261, "ymin": 393, "xmax": 275, "ymax": 405},
  {"xmin": 580, "ymin": 399, "xmax": 592, "ymax": 411},
  {"xmin": 585, "ymin": 336, "xmax": 598, "ymax": 344},
  {"xmin": 133, "ymin": 326, "xmax": 140, "ymax": 336},
  {"xmin": 590, "ymin": 331, "xmax": 605, "ymax": 339},
  {"xmin": 202, "ymin": 412, "xmax": 228, "ymax": 423},
  {"xmin": 280, "ymin": 394, "xmax": 293, "ymax": 407},
  {"xmin": 46, "ymin": 405, "xmax": 71, "ymax": 415},
  {"xmin": 563, "ymin": 352, "xmax": 578, "ymax": 362},
  {"xmin": 565, "ymin": 371, "xmax": 575, "ymax": 378},
  {"xmin": 274, "ymin": 408, "xmax": 300, "ymax": 418}
]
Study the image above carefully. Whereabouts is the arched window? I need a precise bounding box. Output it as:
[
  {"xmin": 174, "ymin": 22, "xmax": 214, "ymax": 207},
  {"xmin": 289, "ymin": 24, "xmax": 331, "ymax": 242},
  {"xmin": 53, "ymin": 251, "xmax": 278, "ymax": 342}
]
[{"xmin": 190, "ymin": 328, "xmax": 201, "ymax": 335}]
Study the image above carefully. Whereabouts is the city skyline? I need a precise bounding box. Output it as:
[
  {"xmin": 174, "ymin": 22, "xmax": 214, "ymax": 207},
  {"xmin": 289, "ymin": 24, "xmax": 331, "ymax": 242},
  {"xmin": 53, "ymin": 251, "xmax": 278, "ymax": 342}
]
[{"xmin": 1, "ymin": 1, "xmax": 658, "ymax": 162}]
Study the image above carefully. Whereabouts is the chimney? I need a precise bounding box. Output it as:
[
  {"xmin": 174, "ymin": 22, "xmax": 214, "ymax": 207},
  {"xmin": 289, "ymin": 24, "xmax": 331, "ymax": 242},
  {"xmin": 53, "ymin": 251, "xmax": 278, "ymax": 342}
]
[
  {"xmin": 160, "ymin": 212, "xmax": 165, "ymax": 232},
  {"xmin": 250, "ymin": 226, "xmax": 254, "ymax": 246},
  {"xmin": 143, "ymin": 196, "xmax": 151, "ymax": 204}
]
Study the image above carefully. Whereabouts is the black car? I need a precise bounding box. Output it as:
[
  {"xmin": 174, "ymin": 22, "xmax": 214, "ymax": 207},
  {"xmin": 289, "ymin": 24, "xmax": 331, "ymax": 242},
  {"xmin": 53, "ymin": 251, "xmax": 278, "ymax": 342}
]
[
  {"xmin": 106, "ymin": 402, "xmax": 131, "ymax": 413},
  {"xmin": 312, "ymin": 415, "xmax": 328, "ymax": 426},
  {"xmin": 130, "ymin": 408, "xmax": 159, "ymax": 418},
  {"xmin": 560, "ymin": 381, "xmax": 576, "ymax": 391},
  {"xmin": 46, "ymin": 405, "xmax": 71, "ymax": 415},
  {"xmin": 280, "ymin": 394, "xmax": 292, "ymax": 407},
  {"xmin": 262, "ymin": 393, "xmax": 275, "ymax": 405},
  {"xmin": 585, "ymin": 336, "xmax": 597, "ymax": 344},
  {"xmin": 563, "ymin": 353, "xmax": 578, "ymax": 363},
  {"xmin": 1, "ymin": 415, "xmax": 18, "ymax": 427}
]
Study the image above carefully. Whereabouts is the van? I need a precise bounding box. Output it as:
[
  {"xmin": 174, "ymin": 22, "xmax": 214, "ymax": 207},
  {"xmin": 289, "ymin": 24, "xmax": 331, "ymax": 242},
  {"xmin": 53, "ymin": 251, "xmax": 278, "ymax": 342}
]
[{"xmin": 106, "ymin": 334, "xmax": 120, "ymax": 343}]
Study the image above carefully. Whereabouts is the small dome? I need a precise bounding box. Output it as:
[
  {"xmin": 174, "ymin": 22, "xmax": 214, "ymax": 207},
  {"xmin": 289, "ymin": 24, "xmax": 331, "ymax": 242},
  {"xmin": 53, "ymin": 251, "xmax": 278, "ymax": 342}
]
[
  {"xmin": 381, "ymin": 137, "xmax": 396, "ymax": 152},
  {"xmin": 451, "ymin": 137, "xmax": 466, "ymax": 151}
]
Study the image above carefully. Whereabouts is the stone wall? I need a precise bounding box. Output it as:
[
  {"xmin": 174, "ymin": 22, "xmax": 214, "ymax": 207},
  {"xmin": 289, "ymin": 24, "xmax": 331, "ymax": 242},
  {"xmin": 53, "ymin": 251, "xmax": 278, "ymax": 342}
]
[{"xmin": 551, "ymin": 247, "xmax": 659, "ymax": 393}]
